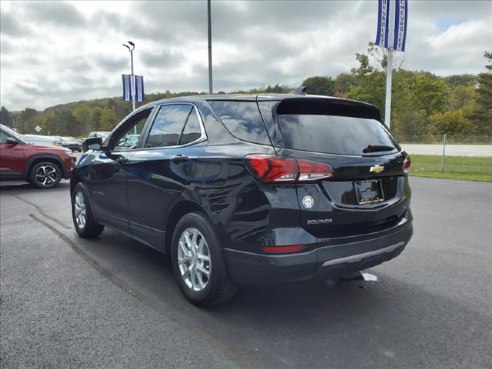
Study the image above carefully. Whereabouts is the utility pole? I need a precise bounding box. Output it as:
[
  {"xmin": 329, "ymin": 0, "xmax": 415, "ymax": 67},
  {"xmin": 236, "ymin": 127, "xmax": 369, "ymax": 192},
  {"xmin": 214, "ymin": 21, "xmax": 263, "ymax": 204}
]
[{"xmin": 123, "ymin": 41, "xmax": 136, "ymax": 111}]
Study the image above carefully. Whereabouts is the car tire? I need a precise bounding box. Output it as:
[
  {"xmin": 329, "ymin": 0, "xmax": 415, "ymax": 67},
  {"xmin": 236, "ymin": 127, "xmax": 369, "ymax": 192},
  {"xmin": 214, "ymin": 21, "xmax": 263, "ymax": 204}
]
[
  {"xmin": 29, "ymin": 161, "xmax": 61, "ymax": 189},
  {"xmin": 72, "ymin": 183, "xmax": 104, "ymax": 238},
  {"xmin": 171, "ymin": 212, "xmax": 238, "ymax": 307}
]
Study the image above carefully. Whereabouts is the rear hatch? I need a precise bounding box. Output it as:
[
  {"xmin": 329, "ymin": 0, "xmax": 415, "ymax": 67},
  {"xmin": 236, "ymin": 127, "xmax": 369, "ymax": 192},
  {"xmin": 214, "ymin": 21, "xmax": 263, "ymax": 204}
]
[{"xmin": 258, "ymin": 97, "xmax": 411, "ymax": 238}]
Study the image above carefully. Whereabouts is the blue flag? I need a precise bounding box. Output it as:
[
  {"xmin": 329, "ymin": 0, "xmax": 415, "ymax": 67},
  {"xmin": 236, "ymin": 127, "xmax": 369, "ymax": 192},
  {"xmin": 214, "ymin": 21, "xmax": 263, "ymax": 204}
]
[
  {"xmin": 135, "ymin": 75, "xmax": 144, "ymax": 102},
  {"xmin": 122, "ymin": 74, "xmax": 131, "ymax": 101},
  {"xmin": 375, "ymin": 0, "xmax": 390, "ymax": 49},
  {"xmin": 393, "ymin": 0, "xmax": 408, "ymax": 52},
  {"xmin": 122, "ymin": 74, "xmax": 144, "ymax": 102}
]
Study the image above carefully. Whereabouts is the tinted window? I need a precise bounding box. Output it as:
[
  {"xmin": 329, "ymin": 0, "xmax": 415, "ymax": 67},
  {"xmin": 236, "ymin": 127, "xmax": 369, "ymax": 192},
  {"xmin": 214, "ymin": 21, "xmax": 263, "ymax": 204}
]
[
  {"xmin": 0, "ymin": 131, "xmax": 9, "ymax": 143},
  {"xmin": 147, "ymin": 105, "xmax": 193, "ymax": 148},
  {"xmin": 277, "ymin": 114, "xmax": 397, "ymax": 155},
  {"xmin": 208, "ymin": 101, "xmax": 270, "ymax": 145},
  {"xmin": 179, "ymin": 108, "xmax": 202, "ymax": 145},
  {"xmin": 113, "ymin": 109, "xmax": 152, "ymax": 151}
]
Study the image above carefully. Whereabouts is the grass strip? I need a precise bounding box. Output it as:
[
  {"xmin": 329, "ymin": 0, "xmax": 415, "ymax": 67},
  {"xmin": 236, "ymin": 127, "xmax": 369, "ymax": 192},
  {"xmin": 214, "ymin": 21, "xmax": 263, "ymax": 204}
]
[{"xmin": 409, "ymin": 154, "xmax": 492, "ymax": 182}]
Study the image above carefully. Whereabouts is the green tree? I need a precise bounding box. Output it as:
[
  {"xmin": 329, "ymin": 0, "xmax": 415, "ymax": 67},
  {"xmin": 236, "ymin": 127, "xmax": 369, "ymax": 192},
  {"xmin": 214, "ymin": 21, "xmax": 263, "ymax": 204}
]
[
  {"xmin": 265, "ymin": 84, "xmax": 286, "ymax": 93},
  {"xmin": 0, "ymin": 106, "xmax": 14, "ymax": 127},
  {"xmin": 470, "ymin": 51, "xmax": 492, "ymax": 134},
  {"xmin": 301, "ymin": 76, "xmax": 335, "ymax": 96},
  {"xmin": 334, "ymin": 73, "xmax": 355, "ymax": 97},
  {"xmin": 346, "ymin": 53, "xmax": 385, "ymax": 114},
  {"xmin": 41, "ymin": 109, "xmax": 81, "ymax": 136},
  {"xmin": 73, "ymin": 104, "xmax": 93, "ymax": 135},
  {"xmin": 447, "ymin": 85, "xmax": 476, "ymax": 111},
  {"xmin": 429, "ymin": 109, "xmax": 471, "ymax": 135},
  {"xmin": 350, "ymin": 53, "xmax": 374, "ymax": 78},
  {"xmin": 391, "ymin": 69, "xmax": 421, "ymax": 136},
  {"xmin": 99, "ymin": 108, "xmax": 119, "ymax": 131},
  {"xmin": 444, "ymin": 74, "xmax": 477, "ymax": 87},
  {"xmin": 411, "ymin": 73, "xmax": 449, "ymax": 123},
  {"xmin": 17, "ymin": 108, "xmax": 39, "ymax": 133}
]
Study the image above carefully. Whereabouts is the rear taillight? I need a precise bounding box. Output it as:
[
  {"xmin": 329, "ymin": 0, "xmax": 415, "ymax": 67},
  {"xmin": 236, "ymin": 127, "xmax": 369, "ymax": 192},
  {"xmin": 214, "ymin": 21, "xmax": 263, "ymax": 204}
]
[
  {"xmin": 403, "ymin": 156, "xmax": 411, "ymax": 174},
  {"xmin": 245, "ymin": 155, "xmax": 334, "ymax": 183},
  {"xmin": 246, "ymin": 156, "xmax": 298, "ymax": 182},
  {"xmin": 297, "ymin": 160, "xmax": 334, "ymax": 181}
]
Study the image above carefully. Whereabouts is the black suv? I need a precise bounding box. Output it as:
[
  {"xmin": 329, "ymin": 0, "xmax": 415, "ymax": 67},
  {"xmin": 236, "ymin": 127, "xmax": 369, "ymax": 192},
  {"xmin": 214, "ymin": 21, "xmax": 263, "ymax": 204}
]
[{"xmin": 71, "ymin": 94, "xmax": 413, "ymax": 306}]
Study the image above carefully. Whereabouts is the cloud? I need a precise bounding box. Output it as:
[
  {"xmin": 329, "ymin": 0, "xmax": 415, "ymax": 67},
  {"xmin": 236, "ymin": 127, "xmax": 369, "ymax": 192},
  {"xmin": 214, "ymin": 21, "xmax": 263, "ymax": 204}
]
[
  {"xmin": 24, "ymin": 1, "xmax": 86, "ymax": 28},
  {"xmin": 0, "ymin": 9, "xmax": 31, "ymax": 37},
  {"xmin": 0, "ymin": 0, "xmax": 491, "ymax": 111}
]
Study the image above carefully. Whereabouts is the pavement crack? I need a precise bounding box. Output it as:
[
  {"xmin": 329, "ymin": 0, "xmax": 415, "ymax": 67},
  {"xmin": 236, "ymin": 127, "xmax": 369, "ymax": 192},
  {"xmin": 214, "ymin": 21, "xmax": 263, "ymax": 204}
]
[
  {"xmin": 29, "ymin": 213, "xmax": 251, "ymax": 369},
  {"xmin": 13, "ymin": 193, "xmax": 71, "ymax": 230}
]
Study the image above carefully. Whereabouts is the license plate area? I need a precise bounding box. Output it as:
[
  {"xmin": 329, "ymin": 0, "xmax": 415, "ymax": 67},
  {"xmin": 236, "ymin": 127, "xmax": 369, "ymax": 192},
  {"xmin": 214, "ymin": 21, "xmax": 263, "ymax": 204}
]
[{"xmin": 354, "ymin": 180, "xmax": 384, "ymax": 205}]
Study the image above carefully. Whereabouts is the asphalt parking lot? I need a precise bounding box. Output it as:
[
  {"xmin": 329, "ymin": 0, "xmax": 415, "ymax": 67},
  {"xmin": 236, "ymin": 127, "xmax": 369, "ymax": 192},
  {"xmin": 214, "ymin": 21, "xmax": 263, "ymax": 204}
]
[{"xmin": 1, "ymin": 177, "xmax": 491, "ymax": 369}]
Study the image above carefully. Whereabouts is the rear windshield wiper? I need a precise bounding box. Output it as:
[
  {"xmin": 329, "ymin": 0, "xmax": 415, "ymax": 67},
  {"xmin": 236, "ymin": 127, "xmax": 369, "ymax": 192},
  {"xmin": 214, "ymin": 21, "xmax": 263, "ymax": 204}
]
[{"xmin": 362, "ymin": 145, "xmax": 395, "ymax": 153}]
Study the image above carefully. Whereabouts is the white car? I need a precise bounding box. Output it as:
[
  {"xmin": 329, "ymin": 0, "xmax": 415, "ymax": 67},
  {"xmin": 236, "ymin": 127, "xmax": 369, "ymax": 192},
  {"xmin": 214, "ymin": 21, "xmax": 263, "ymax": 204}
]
[{"xmin": 22, "ymin": 134, "xmax": 65, "ymax": 149}]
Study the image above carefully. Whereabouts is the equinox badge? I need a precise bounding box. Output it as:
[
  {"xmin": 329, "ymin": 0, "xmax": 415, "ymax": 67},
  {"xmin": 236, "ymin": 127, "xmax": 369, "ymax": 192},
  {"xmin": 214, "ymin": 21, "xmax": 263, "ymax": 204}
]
[{"xmin": 370, "ymin": 165, "xmax": 384, "ymax": 174}]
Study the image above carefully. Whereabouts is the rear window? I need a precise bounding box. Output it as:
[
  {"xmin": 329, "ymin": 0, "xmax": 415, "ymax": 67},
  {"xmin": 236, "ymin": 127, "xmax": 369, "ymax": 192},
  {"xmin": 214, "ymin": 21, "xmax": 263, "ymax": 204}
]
[
  {"xmin": 208, "ymin": 101, "xmax": 271, "ymax": 145},
  {"xmin": 277, "ymin": 114, "xmax": 398, "ymax": 155}
]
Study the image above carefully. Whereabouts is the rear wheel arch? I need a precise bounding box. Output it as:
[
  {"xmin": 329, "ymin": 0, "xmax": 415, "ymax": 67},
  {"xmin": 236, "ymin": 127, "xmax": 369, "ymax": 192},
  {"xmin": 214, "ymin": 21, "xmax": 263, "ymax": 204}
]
[
  {"xmin": 28, "ymin": 160, "xmax": 64, "ymax": 189},
  {"xmin": 165, "ymin": 201, "xmax": 205, "ymax": 255},
  {"xmin": 72, "ymin": 182, "xmax": 104, "ymax": 238},
  {"xmin": 25, "ymin": 155, "xmax": 65, "ymax": 179},
  {"xmin": 170, "ymin": 211, "xmax": 238, "ymax": 306}
]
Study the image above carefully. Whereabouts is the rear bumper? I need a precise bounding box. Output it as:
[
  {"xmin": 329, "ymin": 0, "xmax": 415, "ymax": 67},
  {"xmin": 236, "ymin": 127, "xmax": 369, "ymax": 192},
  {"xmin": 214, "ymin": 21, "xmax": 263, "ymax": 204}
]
[{"xmin": 224, "ymin": 217, "xmax": 413, "ymax": 286}]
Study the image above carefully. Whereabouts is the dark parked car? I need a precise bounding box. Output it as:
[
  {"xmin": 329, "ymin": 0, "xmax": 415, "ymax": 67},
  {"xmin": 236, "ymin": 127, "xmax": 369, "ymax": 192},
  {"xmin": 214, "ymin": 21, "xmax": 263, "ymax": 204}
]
[
  {"xmin": 0, "ymin": 124, "xmax": 74, "ymax": 188},
  {"xmin": 87, "ymin": 131, "xmax": 111, "ymax": 139},
  {"xmin": 70, "ymin": 94, "xmax": 413, "ymax": 306},
  {"xmin": 58, "ymin": 136, "xmax": 82, "ymax": 152}
]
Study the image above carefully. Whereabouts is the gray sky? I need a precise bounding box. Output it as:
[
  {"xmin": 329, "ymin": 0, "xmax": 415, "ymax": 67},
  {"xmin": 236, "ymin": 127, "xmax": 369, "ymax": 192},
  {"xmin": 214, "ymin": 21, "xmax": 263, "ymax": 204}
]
[{"xmin": 1, "ymin": 0, "xmax": 491, "ymax": 111}]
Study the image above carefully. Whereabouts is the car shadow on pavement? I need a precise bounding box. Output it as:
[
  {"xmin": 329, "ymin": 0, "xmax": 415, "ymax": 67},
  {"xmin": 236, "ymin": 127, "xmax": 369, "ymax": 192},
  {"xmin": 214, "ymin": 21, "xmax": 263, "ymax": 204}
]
[
  {"xmin": 0, "ymin": 180, "xmax": 70, "ymax": 192},
  {"xmin": 66, "ymin": 227, "xmax": 491, "ymax": 369}
]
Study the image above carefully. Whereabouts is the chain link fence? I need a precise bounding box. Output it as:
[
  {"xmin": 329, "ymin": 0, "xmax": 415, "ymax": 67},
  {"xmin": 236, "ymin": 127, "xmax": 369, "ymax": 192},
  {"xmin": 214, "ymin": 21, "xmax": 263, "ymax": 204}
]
[
  {"xmin": 395, "ymin": 135, "xmax": 492, "ymax": 145},
  {"xmin": 393, "ymin": 135, "xmax": 492, "ymax": 177}
]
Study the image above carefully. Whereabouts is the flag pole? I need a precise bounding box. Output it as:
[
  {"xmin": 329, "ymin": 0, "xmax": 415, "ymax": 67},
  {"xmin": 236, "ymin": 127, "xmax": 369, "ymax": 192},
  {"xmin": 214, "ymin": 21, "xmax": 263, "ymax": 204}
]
[
  {"xmin": 384, "ymin": 48, "xmax": 393, "ymax": 129},
  {"xmin": 384, "ymin": 1, "xmax": 394, "ymax": 129},
  {"xmin": 208, "ymin": 0, "xmax": 213, "ymax": 94}
]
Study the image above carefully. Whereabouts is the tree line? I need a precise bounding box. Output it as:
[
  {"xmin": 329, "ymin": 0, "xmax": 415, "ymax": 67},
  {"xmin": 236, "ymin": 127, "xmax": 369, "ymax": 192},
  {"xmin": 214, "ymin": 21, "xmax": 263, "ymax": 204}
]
[{"xmin": 1, "ymin": 51, "xmax": 490, "ymax": 138}]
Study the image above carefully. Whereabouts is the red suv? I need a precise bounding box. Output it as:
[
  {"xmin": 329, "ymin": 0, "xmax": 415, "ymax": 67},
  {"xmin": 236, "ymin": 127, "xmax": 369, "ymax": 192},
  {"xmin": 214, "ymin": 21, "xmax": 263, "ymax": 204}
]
[{"xmin": 0, "ymin": 124, "xmax": 74, "ymax": 188}]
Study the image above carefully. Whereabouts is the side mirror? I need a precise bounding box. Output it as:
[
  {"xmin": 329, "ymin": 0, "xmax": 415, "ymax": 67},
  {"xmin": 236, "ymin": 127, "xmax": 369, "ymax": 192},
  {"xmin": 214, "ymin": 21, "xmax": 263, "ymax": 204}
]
[
  {"xmin": 82, "ymin": 137, "xmax": 103, "ymax": 152},
  {"xmin": 5, "ymin": 137, "xmax": 18, "ymax": 146}
]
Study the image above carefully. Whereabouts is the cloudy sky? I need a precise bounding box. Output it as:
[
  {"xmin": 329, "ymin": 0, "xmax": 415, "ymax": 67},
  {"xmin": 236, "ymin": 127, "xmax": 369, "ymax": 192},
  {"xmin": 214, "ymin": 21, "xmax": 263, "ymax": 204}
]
[{"xmin": 1, "ymin": 0, "xmax": 491, "ymax": 111}]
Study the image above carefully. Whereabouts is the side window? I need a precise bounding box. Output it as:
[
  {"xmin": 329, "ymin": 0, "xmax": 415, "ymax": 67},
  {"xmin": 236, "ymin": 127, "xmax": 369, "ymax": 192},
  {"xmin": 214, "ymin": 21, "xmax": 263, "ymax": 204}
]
[
  {"xmin": 179, "ymin": 108, "xmax": 202, "ymax": 145},
  {"xmin": 113, "ymin": 108, "xmax": 152, "ymax": 151},
  {"xmin": 146, "ymin": 105, "xmax": 193, "ymax": 148},
  {"xmin": 207, "ymin": 101, "xmax": 271, "ymax": 145},
  {"xmin": 0, "ymin": 131, "xmax": 9, "ymax": 143}
]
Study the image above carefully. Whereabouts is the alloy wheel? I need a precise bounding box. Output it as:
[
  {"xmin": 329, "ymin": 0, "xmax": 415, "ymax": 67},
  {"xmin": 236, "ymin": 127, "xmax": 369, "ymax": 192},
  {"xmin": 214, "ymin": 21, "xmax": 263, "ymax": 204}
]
[
  {"xmin": 177, "ymin": 228, "xmax": 212, "ymax": 291},
  {"xmin": 35, "ymin": 164, "xmax": 59, "ymax": 187},
  {"xmin": 74, "ymin": 191, "xmax": 87, "ymax": 230}
]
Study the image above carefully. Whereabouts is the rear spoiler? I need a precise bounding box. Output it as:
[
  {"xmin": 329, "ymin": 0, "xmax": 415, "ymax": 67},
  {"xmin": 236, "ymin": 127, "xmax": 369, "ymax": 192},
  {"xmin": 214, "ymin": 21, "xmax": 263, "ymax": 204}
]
[{"xmin": 276, "ymin": 97, "xmax": 382, "ymax": 121}]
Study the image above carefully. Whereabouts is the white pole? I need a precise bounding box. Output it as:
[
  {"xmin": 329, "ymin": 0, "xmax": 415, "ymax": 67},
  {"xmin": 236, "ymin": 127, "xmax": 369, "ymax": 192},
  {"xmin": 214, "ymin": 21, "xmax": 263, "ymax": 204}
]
[
  {"xmin": 130, "ymin": 48, "xmax": 136, "ymax": 112},
  {"xmin": 123, "ymin": 42, "xmax": 136, "ymax": 112},
  {"xmin": 384, "ymin": 0, "xmax": 395, "ymax": 129},
  {"xmin": 208, "ymin": 0, "xmax": 213, "ymax": 94},
  {"xmin": 384, "ymin": 49, "xmax": 393, "ymax": 128}
]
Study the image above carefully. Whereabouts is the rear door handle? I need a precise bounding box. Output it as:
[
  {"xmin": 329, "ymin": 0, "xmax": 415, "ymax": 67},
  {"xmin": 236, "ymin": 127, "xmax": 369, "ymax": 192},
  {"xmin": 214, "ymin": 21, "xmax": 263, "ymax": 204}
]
[
  {"xmin": 117, "ymin": 156, "xmax": 129, "ymax": 164},
  {"xmin": 172, "ymin": 155, "xmax": 189, "ymax": 163}
]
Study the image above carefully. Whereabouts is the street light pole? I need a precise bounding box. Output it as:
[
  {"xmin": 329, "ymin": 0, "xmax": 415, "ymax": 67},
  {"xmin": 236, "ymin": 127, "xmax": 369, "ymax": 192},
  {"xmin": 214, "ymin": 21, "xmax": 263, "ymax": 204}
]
[
  {"xmin": 123, "ymin": 41, "xmax": 136, "ymax": 111},
  {"xmin": 207, "ymin": 0, "xmax": 213, "ymax": 94}
]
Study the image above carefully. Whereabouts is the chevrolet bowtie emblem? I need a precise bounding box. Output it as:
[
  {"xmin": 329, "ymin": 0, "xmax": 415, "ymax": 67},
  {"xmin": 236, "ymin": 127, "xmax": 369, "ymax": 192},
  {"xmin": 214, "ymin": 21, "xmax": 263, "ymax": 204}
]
[{"xmin": 370, "ymin": 165, "xmax": 384, "ymax": 173}]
